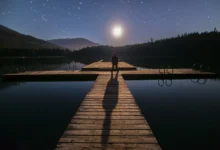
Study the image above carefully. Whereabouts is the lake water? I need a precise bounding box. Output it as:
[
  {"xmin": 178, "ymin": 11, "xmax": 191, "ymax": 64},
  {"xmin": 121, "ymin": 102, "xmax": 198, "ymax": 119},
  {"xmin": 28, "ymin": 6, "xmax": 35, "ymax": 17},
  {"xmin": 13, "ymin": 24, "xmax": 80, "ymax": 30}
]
[
  {"xmin": 1, "ymin": 79, "xmax": 219, "ymax": 150},
  {"xmin": 0, "ymin": 81, "xmax": 94, "ymax": 150},
  {"xmin": 126, "ymin": 79, "xmax": 220, "ymax": 150},
  {"xmin": 0, "ymin": 58, "xmax": 86, "ymax": 75}
]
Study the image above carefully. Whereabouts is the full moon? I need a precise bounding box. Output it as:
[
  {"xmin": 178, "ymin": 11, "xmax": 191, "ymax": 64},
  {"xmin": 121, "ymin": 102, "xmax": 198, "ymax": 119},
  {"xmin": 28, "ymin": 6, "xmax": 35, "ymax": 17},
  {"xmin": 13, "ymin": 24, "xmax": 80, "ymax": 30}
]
[{"xmin": 112, "ymin": 25, "xmax": 123, "ymax": 38}]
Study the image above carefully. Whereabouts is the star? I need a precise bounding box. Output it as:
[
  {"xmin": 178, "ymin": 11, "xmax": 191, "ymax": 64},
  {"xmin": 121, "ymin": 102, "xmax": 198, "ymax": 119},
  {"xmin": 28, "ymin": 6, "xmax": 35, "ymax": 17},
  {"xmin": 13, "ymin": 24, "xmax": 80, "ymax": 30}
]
[
  {"xmin": 30, "ymin": 1, "xmax": 32, "ymax": 4},
  {"xmin": 34, "ymin": 10, "xmax": 38, "ymax": 14},
  {"xmin": 41, "ymin": 15, "xmax": 47, "ymax": 21},
  {"xmin": 79, "ymin": 2, "xmax": 83, "ymax": 5}
]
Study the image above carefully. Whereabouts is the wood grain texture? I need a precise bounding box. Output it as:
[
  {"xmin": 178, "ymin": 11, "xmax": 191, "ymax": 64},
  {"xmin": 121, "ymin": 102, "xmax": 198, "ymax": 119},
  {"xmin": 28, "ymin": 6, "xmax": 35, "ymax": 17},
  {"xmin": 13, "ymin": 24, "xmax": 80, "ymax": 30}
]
[{"xmin": 56, "ymin": 74, "xmax": 161, "ymax": 149}]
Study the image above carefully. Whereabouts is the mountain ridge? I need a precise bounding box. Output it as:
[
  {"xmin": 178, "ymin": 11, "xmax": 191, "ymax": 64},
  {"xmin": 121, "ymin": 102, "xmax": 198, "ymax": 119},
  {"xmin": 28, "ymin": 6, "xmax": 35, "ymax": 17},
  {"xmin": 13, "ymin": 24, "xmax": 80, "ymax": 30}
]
[
  {"xmin": 0, "ymin": 25, "xmax": 62, "ymax": 49},
  {"xmin": 48, "ymin": 38, "xmax": 100, "ymax": 51}
]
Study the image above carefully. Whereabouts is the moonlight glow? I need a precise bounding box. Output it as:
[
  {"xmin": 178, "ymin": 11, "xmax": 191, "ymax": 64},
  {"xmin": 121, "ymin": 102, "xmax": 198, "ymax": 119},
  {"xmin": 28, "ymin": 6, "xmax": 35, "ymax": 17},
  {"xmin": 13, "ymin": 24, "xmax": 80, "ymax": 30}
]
[{"xmin": 112, "ymin": 26, "xmax": 123, "ymax": 38}]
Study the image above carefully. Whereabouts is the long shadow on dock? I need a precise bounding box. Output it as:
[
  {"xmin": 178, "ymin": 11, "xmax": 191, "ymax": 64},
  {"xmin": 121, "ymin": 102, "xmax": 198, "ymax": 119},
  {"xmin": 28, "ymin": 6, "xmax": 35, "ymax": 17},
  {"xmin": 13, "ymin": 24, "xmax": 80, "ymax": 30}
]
[{"xmin": 102, "ymin": 71, "xmax": 119, "ymax": 146}]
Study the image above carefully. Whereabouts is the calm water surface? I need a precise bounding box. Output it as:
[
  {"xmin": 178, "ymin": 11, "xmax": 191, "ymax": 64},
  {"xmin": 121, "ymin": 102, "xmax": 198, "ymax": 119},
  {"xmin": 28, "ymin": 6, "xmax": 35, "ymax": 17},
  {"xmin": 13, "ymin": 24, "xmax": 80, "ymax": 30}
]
[
  {"xmin": 0, "ymin": 81, "xmax": 94, "ymax": 150},
  {"xmin": 126, "ymin": 79, "xmax": 220, "ymax": 150},
  {"xmin": 1, "ymin": 65, "xmax": 220, "ymax": 150},
  {"xmin": 0, "ymin": 58, "xmax": 86, "ymax": 75}
]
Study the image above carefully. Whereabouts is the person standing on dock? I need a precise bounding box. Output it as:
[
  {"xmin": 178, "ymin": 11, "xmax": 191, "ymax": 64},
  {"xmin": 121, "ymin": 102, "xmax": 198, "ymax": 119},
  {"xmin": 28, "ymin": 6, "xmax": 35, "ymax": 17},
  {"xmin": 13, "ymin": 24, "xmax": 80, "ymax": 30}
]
[{"xmin": 112, "ymin": 53, "xmax": 119, "ymax": 71}]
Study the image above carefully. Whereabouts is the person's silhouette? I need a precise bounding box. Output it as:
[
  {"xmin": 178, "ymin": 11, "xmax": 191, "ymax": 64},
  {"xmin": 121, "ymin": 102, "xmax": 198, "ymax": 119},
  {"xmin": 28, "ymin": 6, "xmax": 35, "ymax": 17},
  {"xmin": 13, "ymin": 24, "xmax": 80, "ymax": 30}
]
[
  {"xmin": 111, "ymin": 53, "xmax": 119, "ymax": 71},
  {"xmin": 102, "ymin": 71, "xmax": 119, "ymax": 146}
]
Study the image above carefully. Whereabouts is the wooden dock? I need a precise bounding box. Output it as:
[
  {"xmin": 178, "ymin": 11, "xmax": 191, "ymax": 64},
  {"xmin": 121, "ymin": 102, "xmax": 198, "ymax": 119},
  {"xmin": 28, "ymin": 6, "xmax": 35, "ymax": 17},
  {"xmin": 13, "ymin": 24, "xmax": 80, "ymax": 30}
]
[
  {"xmin": 2, "ymin": 69, "xmax": 216, "ymax": 81},
  {"xmin": 56, "ymin": 73, "xmax": 161, "ymax": 150},
  {"xmin": 82, "ymin": 62, "xmax": 136, "ymax": 71},
  {"xmin": 2, "ymin": 61, "xmax": 217, "ymax": 81}
]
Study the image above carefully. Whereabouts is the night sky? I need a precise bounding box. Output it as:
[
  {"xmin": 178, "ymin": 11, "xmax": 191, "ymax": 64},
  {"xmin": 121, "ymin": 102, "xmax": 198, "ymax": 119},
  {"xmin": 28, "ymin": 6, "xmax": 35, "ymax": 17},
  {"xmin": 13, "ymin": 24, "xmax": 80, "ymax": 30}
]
[{"xmin": 0, "ymin": 0, "xmax": 220, "ymax": 45}]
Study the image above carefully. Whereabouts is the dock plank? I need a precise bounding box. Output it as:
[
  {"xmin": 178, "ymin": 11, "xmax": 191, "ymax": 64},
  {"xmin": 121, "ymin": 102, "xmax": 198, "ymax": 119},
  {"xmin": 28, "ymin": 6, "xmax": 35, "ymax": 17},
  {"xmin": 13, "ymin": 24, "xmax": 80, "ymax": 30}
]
[
  {"xmin": 75, "ymin": 112, "xmax": 142, "ymax": 116},
  {"xmin": 70, "ymin": 119, "xmax": 146, "ymax": 124},
  {"xmin": 62, "ymin": 129, "xmax": 153, "ymax": 136},
  {"xmin": 66, "ymin": 124, "xmax": 150, "ymax": 130},
  {"xmin": 59, "ymin": 135, "xmax": 158, "ymax": 143},
  {"xmin": 73, "ymin": 115, "xmax": 145, "ymax": 120}
]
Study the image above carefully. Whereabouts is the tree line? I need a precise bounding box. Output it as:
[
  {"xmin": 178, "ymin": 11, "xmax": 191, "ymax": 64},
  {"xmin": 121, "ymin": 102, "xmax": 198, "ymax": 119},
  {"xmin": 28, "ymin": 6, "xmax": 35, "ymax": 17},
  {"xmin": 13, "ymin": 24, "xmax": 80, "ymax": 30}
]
[{"xmin": 71, "ymin": 29, "xmax": 220, "ymax": 70}]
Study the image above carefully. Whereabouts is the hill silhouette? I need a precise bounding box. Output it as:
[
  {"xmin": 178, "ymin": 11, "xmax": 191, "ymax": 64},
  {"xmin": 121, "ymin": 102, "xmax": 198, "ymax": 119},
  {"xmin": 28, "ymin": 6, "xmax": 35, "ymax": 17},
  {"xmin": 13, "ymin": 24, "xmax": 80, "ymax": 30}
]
[
  {"xmin": 0, "ymin": 25, "xmax": 62, "ymax": 49},
  {"xmin": 48, "ymin": 38, "xmax": 100, "ymax": 51}
]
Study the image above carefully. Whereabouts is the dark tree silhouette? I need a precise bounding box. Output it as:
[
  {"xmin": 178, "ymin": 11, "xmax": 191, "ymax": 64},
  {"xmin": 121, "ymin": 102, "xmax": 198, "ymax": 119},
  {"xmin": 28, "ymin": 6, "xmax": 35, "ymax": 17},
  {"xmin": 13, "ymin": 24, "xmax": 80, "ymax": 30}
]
[{"xmin": 70, "ymin": 31, "xmax": 220, "ymax": 72}]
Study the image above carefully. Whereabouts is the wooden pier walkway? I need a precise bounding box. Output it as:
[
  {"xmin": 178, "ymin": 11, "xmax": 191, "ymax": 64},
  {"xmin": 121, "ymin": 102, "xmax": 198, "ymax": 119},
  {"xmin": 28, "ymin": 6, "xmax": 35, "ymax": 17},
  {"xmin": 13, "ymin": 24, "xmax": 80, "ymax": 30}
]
[
  {"xmin": 2, "ymin": 68, "xmax": 216, "ymax": 82},
  {"xmin": 2, "ymin": 61, "xmax": 217, "ymax": 81},
  {"xmin": 82, "ymin": 62, "xmax": 136, "ymax": 71},
  {"xmin": 56, "ymin": 73, "xmax": 161, "ymax": 150}
]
